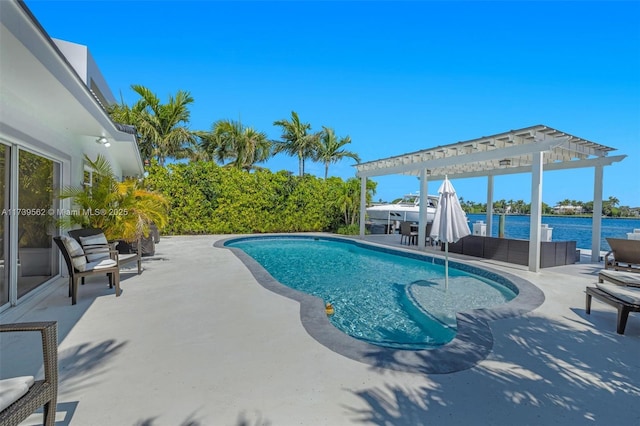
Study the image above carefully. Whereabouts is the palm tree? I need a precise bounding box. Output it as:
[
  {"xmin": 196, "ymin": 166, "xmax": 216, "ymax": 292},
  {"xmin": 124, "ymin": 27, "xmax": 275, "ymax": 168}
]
[
  {"xmin": 619, "ymin": 205, "xmax": 631, "ymax": 217},
  {"xmin": 108, "ymin": 98, "xmax": 149, "ymax": 156},
  {"xmin": 315, "ymin": 127, "xmax": 360, "ymax": 179},
  {"xmin": 206, "ymin": 119, "xmax": 271, "ymax": 171},
  {"xmin": 273, "ymin": 111, "xmax": 319, "ymax": 177},
  {"xmin": 493, "ymin": 199, "xmax": 507, "ymax": 213},
  {"xmin": 108, "ymin": 85, "xmax": 198, "ymax": 166},
  {"xmin": 59, "ymin": 155, "xmax": 167, "ymax": 242},
  {"xmin": 603, "ymin": 195, "xmax": 620, "ymax": 217},
  {"xmin": 336, "ymin": 178, "xmax": 376, "ymax": 225},
  {"xmin": 507, "ymin": 199, "xmax": 514, "ymax": 213}
]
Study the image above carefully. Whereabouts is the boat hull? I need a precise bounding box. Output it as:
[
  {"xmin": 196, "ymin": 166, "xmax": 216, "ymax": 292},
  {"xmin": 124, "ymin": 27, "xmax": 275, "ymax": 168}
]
[{"xmin": 366, "ymin": 206, "xmax": 435, "ymax": 224}]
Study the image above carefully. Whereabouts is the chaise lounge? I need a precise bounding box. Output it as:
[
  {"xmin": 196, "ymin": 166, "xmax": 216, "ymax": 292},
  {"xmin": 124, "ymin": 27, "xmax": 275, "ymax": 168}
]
[
  {"xmin": 604, "ymin": 237, "xmax": 640, "ymax": 272},
  {"xmin": 598, "ymin": 269, "xmax": 640, "ymax": 287},
  {"xmin": 585, "ymin": 283, "xmax": 640, "ymax": 334}
]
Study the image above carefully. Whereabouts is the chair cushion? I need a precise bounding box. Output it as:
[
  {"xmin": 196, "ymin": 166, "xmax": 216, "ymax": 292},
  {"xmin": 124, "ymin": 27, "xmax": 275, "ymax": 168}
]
[
  {"xmin": 596, "ymin": 282, "xmax": 640, "ymax": 305},
  {"xmin": 80, "ymin": 258, "xmax": 117, "ymax": 272},
  {"xmin": 118, "ymin": 253, "xmax": 138, "ymax": 264},
  {"xmin": 599, "ymin": 269, "xmax": 640, "ymax": 287},
  {"xmin": 79, "ymin": 233, "xmax": 110, "ymax": 262},
  {"xmin": 0, "ymin": 375, "xmax": 35, "ymax": 411},
  {"xmin": 61, "ymin": 235, "xmax": 86, "ymax": 271}
]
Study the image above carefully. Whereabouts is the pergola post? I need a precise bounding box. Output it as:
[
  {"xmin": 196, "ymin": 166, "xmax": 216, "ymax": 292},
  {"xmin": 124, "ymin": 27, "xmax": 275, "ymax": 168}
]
[
  {"xmin": 486, "ymin": 175, "xmax": 494, "ymax": 236},
  {"xmin": 359, "ymin": 176, "xmax": 367, "ymax": 238},
  {"xmin": 528, "ymin": 151, "xmax": 544, "ymax": 272},
  {"xmin": 353, "ymin": 126, "xmax": 626, "ymax": 272},
  {"xmin": 418, "ymin": 169, "xmax": 428, "ymax": 249},
  {"xmin": 591, "ymin": 165, "xmax": 604, "ymax": 262}
]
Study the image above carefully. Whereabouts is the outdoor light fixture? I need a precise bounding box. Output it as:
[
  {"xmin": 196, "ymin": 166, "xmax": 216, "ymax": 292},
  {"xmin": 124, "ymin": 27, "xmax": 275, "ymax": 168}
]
[
  {"xmin": 499, "ymin": 159, "xmax": 511, "ymax": 167},
  {"xmin": 96, "ymin": 136, "xmax": 111, "ymax": 147}
]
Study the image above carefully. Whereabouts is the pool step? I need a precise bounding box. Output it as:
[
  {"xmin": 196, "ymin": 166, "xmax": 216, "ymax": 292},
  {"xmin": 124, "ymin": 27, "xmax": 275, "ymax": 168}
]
[{"xmin": 400, "ymin": 282, "xmax": 457, "ymax": 343}]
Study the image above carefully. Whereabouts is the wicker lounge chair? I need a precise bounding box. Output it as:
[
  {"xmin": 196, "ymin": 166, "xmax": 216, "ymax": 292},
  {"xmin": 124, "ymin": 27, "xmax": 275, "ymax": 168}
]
[
  {"xmin": 605, "ymin": 238, "xmax": 640, "ymax": 272},
  {"xmin": 0, "ymin": 322, "xmax": 58, "ymax": 425},
  {"xmin": 68, "ymin": 228, "xmax": 142, "ymax": 274},
  {"xmin": 53, "ymin": 236, "xmax": 120, "ymax": 305}
]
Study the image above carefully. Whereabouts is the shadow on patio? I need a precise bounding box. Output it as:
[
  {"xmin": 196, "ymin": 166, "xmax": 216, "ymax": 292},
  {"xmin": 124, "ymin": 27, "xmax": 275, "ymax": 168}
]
[{"xmin": 344, "ymin": 314, "xmax": 640, "ymax": 425}]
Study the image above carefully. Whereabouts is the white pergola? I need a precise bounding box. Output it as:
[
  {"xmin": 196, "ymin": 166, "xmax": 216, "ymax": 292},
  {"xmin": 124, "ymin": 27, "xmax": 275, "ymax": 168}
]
[{"xmin": 355, "ymin": 124, "xmax": 626, "ymax": 272}]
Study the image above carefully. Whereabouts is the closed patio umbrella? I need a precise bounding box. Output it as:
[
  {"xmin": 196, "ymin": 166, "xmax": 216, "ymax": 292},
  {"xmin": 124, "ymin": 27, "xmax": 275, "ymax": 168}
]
[{"xmin": 430, "ymin": 176, "xmax": 470, "ymax": 289}]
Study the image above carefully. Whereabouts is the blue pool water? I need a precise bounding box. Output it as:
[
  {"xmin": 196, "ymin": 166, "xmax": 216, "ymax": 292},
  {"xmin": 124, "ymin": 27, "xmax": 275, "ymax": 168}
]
[{"xmin": 226, "ymin": 236, "xmax": 517, "ymax": 350}]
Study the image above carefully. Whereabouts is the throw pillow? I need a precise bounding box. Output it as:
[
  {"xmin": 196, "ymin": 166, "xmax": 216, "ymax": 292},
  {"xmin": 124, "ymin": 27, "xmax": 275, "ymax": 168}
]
[{"xmin": 62, "ymin": 235, "xmax": 86, "ymax": 271}]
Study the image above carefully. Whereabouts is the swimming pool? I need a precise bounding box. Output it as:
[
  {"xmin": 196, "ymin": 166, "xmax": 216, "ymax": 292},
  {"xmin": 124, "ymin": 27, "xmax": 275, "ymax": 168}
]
[{"xmin": 224, "ymin": 236, "xmax": 518, "ymax": 350}]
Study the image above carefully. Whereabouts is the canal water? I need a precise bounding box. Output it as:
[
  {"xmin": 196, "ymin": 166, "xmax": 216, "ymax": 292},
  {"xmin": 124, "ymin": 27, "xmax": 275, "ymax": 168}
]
[{"xmin": 466, "ymin": 214, "xmax": 640, "ymax": 251}]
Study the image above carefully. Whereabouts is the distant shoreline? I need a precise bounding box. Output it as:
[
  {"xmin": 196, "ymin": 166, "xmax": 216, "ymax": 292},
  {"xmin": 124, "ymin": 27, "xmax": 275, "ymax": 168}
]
[{"xmin": 468, "ymin": 213, "xmax": 639, "ymax": 220}]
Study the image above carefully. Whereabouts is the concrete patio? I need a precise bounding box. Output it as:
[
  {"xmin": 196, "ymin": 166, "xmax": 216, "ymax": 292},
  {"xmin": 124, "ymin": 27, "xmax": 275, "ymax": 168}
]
[{"xmin": 1, "ymin": 234, "xmax": 639, "ymax": 425}]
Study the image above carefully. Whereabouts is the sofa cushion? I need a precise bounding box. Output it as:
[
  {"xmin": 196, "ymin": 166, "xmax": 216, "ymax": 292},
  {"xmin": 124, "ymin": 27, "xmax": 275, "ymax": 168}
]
[
  {"xmin": 79, "ymin": 233, "xmax": 110, "ymax": 262},
  {"xmin": 0, "ymin": 375, "xmax": 35, "ymax": 411},
  {"xmin": 61, "ymin": 235, "xmax": 86, "ymax": 271},
  {"xmin": 596, "ymin": 282, "xmax": 640, "ymax": 305}
]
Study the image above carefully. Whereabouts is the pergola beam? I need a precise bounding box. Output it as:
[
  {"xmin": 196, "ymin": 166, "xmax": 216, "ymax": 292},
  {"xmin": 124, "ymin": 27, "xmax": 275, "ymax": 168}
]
[
  {"xmin": 356, "ymin": 125, "xmax": 626, "ymax": 271},
  {"xmin": 420, "ymin": 155, "xmax": 626, "ymax": 181},
  {"xmin": 356, "ymin": 137, "xmax": 569, "ymax": 178}
]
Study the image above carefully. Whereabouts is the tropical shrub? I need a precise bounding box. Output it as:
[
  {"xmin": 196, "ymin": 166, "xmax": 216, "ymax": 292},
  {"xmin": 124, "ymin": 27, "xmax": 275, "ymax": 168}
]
[
  {"xmin": 144, "ymin": 161, "xmax": 375, "ymax": 234},
  {"xmin": 59, "ymin": 155, "xmax": 168, "ymax": 242},
  {"xmin": 335, "ymin": 224, "xmax": 363, "ymax": 235}
]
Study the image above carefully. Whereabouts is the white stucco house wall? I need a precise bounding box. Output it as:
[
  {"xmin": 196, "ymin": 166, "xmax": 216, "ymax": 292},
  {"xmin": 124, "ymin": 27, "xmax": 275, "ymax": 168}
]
[{"xmin": 0, "ymin": 0, "xmax": 144, "ymax": 309}]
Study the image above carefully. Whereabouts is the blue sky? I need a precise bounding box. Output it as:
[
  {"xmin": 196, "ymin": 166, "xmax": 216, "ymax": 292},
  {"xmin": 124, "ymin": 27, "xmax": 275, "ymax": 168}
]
[{"xmin": 26, "ymin": 1, "xmax": 640, "ymax": 206}]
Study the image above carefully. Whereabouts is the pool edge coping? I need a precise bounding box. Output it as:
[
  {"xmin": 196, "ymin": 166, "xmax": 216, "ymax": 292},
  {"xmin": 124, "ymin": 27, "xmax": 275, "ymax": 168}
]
[{"xmin": 215, "ymin": 233, "xmax": 545, "ymax": 375}]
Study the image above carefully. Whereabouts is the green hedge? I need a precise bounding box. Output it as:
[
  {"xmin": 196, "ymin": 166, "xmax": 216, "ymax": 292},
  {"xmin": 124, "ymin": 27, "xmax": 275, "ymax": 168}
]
[{"xmin": 144, "ymin": 162, "xmax": 364, "ymax": 234}]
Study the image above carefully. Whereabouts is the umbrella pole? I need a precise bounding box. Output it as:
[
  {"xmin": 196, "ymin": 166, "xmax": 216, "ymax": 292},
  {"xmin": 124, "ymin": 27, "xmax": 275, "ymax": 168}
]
[{"xmin": 445, "ymin": 241, "xmax": 449, "ymax": 291}]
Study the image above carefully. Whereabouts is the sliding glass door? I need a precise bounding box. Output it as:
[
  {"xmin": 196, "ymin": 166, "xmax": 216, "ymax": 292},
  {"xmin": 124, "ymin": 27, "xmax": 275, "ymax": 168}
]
[
  {"xmin": 16, "ymin": 150, "xmax": 60, "ymax": 298},
  {"xmin": 0, "ymin": 144, "xmax": 9, "ymax": 306},
  {"xmin": 0, "ymin": 144, "xmax": 62, "ymax": 309}
]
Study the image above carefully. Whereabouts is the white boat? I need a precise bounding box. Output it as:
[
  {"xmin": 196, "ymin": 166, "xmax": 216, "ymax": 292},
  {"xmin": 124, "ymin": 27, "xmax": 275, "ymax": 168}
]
[{"xmin": 366, "ymin": 193, "xmax": 439, "ymax": 224}]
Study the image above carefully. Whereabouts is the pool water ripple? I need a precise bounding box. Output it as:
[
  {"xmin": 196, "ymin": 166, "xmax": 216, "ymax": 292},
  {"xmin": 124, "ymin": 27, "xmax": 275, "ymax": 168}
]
[{"xmin": 226, "ymin": 236, "xmax": 517, "ymax": 350}]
